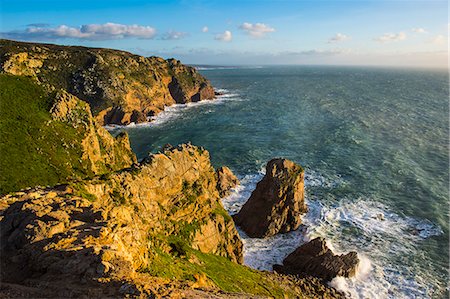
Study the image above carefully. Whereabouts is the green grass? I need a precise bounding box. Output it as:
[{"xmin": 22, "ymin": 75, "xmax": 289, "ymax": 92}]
[
  {"xmin": 70, "ymin": 182, "xmax": 98, "ymax": 202},
  {"xmin": 0, "ymin": 74, "xmax": 91, "ymax": 194},
  {"xmin": 140, "ymin": 247, "xmax": 290, "ymax": 298}
]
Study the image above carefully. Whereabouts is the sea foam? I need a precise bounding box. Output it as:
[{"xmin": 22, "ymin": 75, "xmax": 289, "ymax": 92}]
[
  {"xmin": 105, "ymin": 88, "xmax": 242, "ymax": 130},
  {"xmin": 222, "ymin": 168, "xmax": 444, "ymax": 299}
]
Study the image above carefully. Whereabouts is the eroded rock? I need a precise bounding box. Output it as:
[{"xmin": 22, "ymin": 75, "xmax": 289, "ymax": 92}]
[
  {"xmin": 273, "ymin": 237, "xmax": 359, "ymax": 281},
  {"xmin": 0, "ymin": 144, "xmax": 243, "ymax": 287},
  {"xmin": 216, "ymin": 166, "xmax": 239, "ymax": 197},
  {"xmin": 233, "ymin": 158, "xmax": 307, "ymax": 238}
]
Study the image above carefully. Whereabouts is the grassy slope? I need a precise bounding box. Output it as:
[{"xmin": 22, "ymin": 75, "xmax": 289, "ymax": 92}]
[
  {"xmin": 0, "ymin": 74, "xmax": 90, "ymax": 194},
  {"xmin": 142, "ymin": 247, "xmax": 291, "ymax": 298}
]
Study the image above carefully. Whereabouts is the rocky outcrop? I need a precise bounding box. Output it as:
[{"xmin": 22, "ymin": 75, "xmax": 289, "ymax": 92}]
[
  {"xmin": 216, "ymin": 166, "xmax": 240, "ymax": 197},
  {"xmin": 273, "ymin": 237, "xmax": 359, "ymax": 281},
  {"xmin": 233, "ymin": 158, "xmax": 307, "ymax": 238},
  {"xmin": 0, "ymin": 74, "xmax": 136, "ymax": 194},
  {"xmin": 0, "ymin": 39, "xmax": 215, "ymax": 125},
  {"xmin": 51, "ymin": 90, "xmax": 137, "ymax": 174},
  {"xmin": 0, "ymin": 144, "xmax": 242, "ymax": 288}
]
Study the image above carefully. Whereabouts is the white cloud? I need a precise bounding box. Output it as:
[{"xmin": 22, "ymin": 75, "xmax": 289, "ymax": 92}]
[
  {"xmin": 202, "ymin": 26, "xmax": 209, "ymax": 33},
  {"xmin": 374, "ymin": 32, "xmax": 406, "ymax": 43},
  {"xmin": 328, "ymin": 33, "xmax": 350, "ymax": 43},
  {"xmin": 411, "ymin": 28, "xmax": 427, "ymax": 34},
  {"xmin": 430, "ymin": 34, "xmax": 446, "ymax": 45},
  {"xmin": 239, "ymin": 22, "xmax": 275, "ymax": 38},
  {"xmin": 215, "ymin": 30, "xmax": 232, "ymax": 42},
  {"xmin": 161, "ymin": 30, "xmax": 187, "ymax": 40},
  {"xmin": 2, "ymin": 22, "xmax": 157, "ymax": 40}
]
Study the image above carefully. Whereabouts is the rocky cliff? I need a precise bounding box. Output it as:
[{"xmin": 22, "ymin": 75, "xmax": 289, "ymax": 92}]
[
  {"xmin": 0, "ymin": 74, "xmax": 136, "ymax": 194},
  {"xmin": 0, "ymin": 144, "xmax": 241, "ymax": 283},
  {"xmin": 0, "ymin": 39, "xmax": 215, "ymax": 125}
]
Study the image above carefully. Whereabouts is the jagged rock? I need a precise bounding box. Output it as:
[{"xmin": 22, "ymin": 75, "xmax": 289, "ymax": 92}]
[
  {"xmin": 0, "ymin": 75, "xmax": 136, "ymax": 194},
  {"xmin": 216, "ymin": 166, "xmax": 239, "ymax": 197},
  {"xmin": 273, "ymin": 237, "xmax": 359, "ymax": 281},
  {"xmin": 0, "ymin": 39, "xmax": 215, "ymax": 125},
  {"xmin": 51, "ymin": 90, "xmax": 137, "ymax": 174},
  {"xmin": 233, "ymin": 158, "xmax": 307, "ymax": 238},
  {"xmin": 0, "ymin": 144, "xmax": 242, "ymax": 287}
]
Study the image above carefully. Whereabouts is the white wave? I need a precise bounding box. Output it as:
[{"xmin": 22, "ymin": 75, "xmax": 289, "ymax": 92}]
[
  {"xmin": 104, "ymin": 89, "xmax": 242, "ymax": 130},
  {"xmin": 222, "ymin": 168, "xmax": 444, "ymax": 299},
  {"xmin": 303, "ymin": 198, "xmax": 444, "ymax": 299},
  {"xmin": 221, "ymin": 173, "xmax": 262, "ymax": 215}
]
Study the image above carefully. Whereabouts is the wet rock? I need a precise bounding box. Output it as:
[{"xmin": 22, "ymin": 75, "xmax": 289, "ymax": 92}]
[
  {"xmin": 273, "ymin": 237, "xmax": 359, "ymax": 281},
  {"xmin": 233, "ymin": 158, "xmax": 307, "ymax": 238},
  {"xmin": 216, "ymin": 166, "xmax": 239, "ymax": 197}
]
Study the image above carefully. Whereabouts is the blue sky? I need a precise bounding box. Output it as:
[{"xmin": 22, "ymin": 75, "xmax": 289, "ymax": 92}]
[{"xmin": 0, "ymin": 0, "xmax": 447, "ymax": 67}]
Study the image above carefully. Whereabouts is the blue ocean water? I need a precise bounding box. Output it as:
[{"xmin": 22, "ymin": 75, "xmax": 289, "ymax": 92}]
[{"xmin": 111, "ymin": 66, "xmax": 449, "ymax": 298}]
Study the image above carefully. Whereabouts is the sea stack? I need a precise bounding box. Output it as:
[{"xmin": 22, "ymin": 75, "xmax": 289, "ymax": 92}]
[{"xmin": 233, "ymin": 158, "xmax": 307, "ymax": 238}]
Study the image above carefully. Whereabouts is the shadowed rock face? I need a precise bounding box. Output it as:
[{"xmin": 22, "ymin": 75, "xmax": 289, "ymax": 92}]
[
  {"xmin": 0, "ymin": 39, "xmax": 215, "ymax": 125},
  {"xmin": 233, "ymin": 158, "xmax": 307, "ymax": 238},
  {"xmin": 216, "ymin": 166, "xmax": 240, "ymax": 197},
  {"xmin": 273, "ymin": 237, "xmax": 360, "ymax": 281}
]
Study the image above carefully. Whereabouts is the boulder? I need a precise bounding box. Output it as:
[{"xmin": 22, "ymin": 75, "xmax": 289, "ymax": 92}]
[
  {"xmin": 233, "ymin": 158, "xmax": 307, "ymax": 238},
  {"xmin": 216, "ymin": 166, "xmax": 239, "ymax": 197},
  {"xmin": 273, "ymin": 237, "xmax": 359, "ymax": 281}
]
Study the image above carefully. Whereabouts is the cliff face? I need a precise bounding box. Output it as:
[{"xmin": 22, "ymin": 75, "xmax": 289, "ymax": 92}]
[
  {"xmin": 0, "ymin": 144, "xmax": 244, "ymax": 296},
  {"xmin": 0, "ymin": 74, "xmax": 136, "ymax": 194},
  {"xmin": 51, "ymin": 89, "xmax": 137, "ymax": 174},
  {"xmin": 0, "ymin": 39, "xmax": 215, "ymax": 125},
  {"xmin": 0, "ymin": 144, "xmax": 241, "ymax": 281}
]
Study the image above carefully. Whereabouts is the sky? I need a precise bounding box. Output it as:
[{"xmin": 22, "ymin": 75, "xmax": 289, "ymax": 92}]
[{"xmin": 0, "ymin": 0, "xmax": 448, "ymax": 68}]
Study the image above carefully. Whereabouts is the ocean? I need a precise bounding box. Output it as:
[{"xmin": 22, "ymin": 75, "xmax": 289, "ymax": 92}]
[{"xmin": 110, "ymin": 66, "xmax": 449, "ymax": 298}]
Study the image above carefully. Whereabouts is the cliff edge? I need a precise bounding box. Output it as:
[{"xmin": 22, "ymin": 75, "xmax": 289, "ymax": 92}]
[{"xmin": 0, "ymin": 39, "xmax": 215, "ymax": 125}]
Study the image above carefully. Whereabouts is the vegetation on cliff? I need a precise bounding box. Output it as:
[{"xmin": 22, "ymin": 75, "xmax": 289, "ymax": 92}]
[
  {"xmin": 0, "ymin": 39, "xmax": 215, "ymax": 125},
  {"xmin": 0, "ymin": 74, "xmax": 136, "ymax": 194}
]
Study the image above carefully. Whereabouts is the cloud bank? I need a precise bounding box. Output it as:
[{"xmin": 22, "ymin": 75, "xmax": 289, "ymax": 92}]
[
  {"xmin": 239, "ymin": 22, "xmax": 275, "ymax": 38},
  {"xmin": 2, "ymin": 23, "xmax": 157, "ymax": 40}
]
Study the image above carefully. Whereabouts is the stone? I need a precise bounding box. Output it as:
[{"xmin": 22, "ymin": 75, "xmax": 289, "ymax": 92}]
[
  {"xmin": 216, "ymin": 166, "xmax": 239, "ymax": 197},
  {"xmin": 233, "ymin": 158, "xmax": 307, "ymax": 238},
  {"xmin": 273, "ymin": 237, "xmax": 359, "ymax": 281}
]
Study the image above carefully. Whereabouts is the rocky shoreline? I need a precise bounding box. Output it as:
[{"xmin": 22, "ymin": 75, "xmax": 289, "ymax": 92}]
[
  {"xmin": 0, "ymin": 39, "xmax": 215, "ymax": 126},
  {"xmin": 0, "ymin": 40, "xmax": 358, "ymax": 298}
]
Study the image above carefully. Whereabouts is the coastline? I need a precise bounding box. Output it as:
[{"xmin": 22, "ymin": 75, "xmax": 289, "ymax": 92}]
[{"xmin": 104, "ymin": 88, "xmax": 241, "ymax": 131}]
